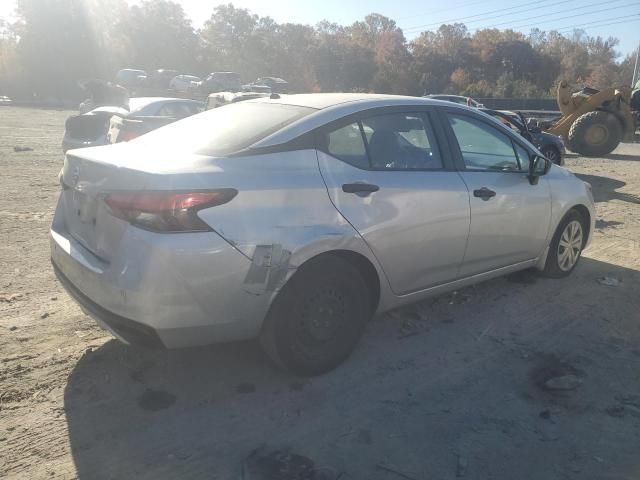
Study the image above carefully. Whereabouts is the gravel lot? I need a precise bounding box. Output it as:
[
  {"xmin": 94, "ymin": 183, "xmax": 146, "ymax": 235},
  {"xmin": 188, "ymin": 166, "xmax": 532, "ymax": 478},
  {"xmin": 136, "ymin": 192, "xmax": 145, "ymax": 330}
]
[{"xmin": 1, "ymin": 106, "xmax": 639, "ymax": 480}]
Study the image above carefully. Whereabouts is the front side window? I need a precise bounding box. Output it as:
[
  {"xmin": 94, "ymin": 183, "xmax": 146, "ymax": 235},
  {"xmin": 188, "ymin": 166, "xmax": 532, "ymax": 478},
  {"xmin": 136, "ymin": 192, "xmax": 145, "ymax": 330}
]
[
  {"xmin": 447, "ymin": 114, "xmax": 519, "ymax": 171},
  {"xmin": 362, "ymin": 113, "xmax": 442, "ymax": 169},
  {"xmin": 513, "ymin": 142, "xmax": 531, "ymax": 171}
]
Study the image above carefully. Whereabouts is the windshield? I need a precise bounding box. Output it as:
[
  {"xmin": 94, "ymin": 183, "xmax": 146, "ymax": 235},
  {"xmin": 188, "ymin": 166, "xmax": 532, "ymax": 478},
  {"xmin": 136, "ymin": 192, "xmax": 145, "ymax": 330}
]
[{"xmin": 132, "ymin": 102, "xmax": 315, "ymax": 155}]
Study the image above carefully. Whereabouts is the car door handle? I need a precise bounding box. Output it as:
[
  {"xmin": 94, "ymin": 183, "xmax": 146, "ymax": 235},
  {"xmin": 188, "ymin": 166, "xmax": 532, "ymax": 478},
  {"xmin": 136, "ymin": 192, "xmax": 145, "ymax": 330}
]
[
  {"xmin": 342, "ymin": 183, "xmax": 380, "ymax": 195},
  {"xmin": 473, "ymin": 187, "xmax": 496, "ymax": 200}
]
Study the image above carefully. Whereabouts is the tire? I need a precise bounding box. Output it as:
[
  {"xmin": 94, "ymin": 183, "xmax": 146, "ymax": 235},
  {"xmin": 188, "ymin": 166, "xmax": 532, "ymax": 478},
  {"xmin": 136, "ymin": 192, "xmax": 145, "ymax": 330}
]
[
  {"xmin": 541, "ymin": 146, "xmax": 561, "ymax": 165},
  {"xmin": 260, "ymin": 256, "xmax": 371, "ymax": 376},
  {"xmin": 541, "ymin": 210, "xmax": 587, "ymax": 278},
  {"xmin": 567, "ymin": 110, "xmax": 622, "ymax": 157}
]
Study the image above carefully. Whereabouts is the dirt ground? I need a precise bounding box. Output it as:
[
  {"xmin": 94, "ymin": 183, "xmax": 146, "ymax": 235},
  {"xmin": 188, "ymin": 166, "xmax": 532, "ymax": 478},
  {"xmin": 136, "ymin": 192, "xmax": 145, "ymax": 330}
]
[{"xmin": 1, "ymin": 106, "xmax": 639, "ymax": 480}]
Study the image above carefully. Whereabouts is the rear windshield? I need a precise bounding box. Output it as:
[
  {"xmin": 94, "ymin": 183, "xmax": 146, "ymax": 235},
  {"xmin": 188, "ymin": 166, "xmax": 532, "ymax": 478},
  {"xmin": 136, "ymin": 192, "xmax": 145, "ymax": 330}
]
[{"xmin": 131, "ymin": 102, "xmax": 316, "ymax": 155}]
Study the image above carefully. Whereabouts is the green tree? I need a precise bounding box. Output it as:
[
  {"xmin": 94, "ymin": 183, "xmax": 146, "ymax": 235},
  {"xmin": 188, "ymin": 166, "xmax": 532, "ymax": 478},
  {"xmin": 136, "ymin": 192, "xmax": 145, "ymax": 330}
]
[{"xmin": 122, "ymin": 0, "xmax": 199, "ymax": 74}]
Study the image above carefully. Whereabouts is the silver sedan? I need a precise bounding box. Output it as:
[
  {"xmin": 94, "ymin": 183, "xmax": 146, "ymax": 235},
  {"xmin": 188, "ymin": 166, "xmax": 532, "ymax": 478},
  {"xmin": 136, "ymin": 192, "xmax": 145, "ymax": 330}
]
[{"xmin": 51, "ymin": 94, "xmax": 595, "ymax": 375}]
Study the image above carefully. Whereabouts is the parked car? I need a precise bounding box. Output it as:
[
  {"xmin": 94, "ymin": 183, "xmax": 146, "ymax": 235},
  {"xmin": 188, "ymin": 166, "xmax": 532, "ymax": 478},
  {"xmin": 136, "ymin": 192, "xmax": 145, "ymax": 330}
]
[
  {"xmin": 115, "ymin": 69, "xmax": 148, "ymax": 88},
  {"xmin": 147, "ymin": 69, "xmax": 179, "ymax": 89},
  {"xmin": 63, "ymin": 97, "xmax": 202, "ymax": 152},
  {"xmin": 106, "ymin": 98, "xmax": 203, "ymax": 143},
  {"xmin": 250, "ymin": 77, "xmax": 289, "ymax": 93},
  {"xmin": 0, "ymin": 95, "xmax": 12, "ymax": 105},
  {"xmin": 206, "ymin": 91, "xmax": 269, "ymax": 109},
  {"xmin": 77, "ymin": 79, "xmax": 129, "ymax": 114},
  {"xmin": 200, "ymin": 72, "xmax": 241, "ymax": 94},
  {"xmin": 425, "ymin": 94, "xmax": 484, "ymax": 108},
  {"xmin": 480, "ymin": 108, "xmax": 565, "ymax": 165},
  {"xmin": 242, "ymin": 83, "xmax": 272, "ymax": 94},
  {"xmin": 51, "ymin": 93, "xmax": 594, "ymax": 375},
  {"xmin": 170, "ymin": 74, "xmax": 202, "ymax": 92}
]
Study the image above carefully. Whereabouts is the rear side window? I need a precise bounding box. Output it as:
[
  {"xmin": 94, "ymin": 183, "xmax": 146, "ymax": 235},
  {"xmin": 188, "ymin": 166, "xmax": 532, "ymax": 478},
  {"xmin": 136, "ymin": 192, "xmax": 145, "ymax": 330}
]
[
  {"xmin": 132, "ymin": 102, "xmax": 315, "ymax": 155},
  {"xmin": 447, "ymin": 114, "xmax": 519, "ymax": 171},
  {"xmin": 323, "ymin": 112, "xmax": 443, "ymax": 170},
  {"xmin": 157, "ymin": 102, "xmax": 193, "ymax": 118},
  {"xmin": 327, "ymin": 123, "xmax": 368, "ymax": 169}
]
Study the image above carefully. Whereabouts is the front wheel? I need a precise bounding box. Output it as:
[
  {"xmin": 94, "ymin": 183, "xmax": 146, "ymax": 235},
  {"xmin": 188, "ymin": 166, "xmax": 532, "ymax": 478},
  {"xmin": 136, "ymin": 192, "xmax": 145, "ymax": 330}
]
[
  {"xmin": 541, "ymin": 146, "xmax": 561, "ymax": 165},
  {"xmin": 541, "ymin": 210, "xmax": 587, "ymax": 278},
  {"xmin": 260, "ymin": 256, "xmax": 371, "ymax": 376}
]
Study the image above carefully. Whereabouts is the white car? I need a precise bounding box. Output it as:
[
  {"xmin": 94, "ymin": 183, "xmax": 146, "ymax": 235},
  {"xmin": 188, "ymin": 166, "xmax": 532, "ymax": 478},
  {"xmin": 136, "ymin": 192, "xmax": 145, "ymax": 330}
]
[
  {"xmin": 52, "ymin": 93, "xmax": 595, "ymax": 375},
  {"xmin": 169, "ymin": 75, "xmax": 202, "ymax": 92},
  {"xmin": 425, "ymin": 94, "xmax": 484, "ymax": 108}
]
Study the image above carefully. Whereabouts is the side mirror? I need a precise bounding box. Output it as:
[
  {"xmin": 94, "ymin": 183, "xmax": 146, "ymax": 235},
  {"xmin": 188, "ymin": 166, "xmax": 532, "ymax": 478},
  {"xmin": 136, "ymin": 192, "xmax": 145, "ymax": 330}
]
[{"xmin": 528, "ymin": 155, "xmax": 551, "ymax": 185}]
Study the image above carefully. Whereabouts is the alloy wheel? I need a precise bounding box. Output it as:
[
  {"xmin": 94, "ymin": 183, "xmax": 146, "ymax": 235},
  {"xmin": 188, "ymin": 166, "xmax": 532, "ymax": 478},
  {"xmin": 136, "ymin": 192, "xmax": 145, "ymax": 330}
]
[{"xmin": 557, "ymin": 220, "xmax": 583, "ymax": 271}]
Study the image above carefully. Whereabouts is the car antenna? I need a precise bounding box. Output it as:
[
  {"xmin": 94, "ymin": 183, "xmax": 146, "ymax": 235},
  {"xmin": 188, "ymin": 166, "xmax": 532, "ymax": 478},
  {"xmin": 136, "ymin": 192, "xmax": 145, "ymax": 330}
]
[{"xmin": 270, "ymin": 93, "xmax": 280, "ymax": 99}]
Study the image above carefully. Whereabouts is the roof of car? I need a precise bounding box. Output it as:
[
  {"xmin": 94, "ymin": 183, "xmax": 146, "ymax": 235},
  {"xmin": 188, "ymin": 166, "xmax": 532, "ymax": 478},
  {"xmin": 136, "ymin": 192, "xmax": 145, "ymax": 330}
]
[
  {"xmin": 250, "ymin": 93, "xmax": 438, "ymax": 110},
  {"xmin": 249, "ymin": 93, "xmax": 458, "ymax": 148},
  {"xmin": 128, "ymin": 97, "xmax": 202, "ymax": 112},
  {"xmin": 426, "ymin": 94, "xmax": 465, "ymax": 98}
]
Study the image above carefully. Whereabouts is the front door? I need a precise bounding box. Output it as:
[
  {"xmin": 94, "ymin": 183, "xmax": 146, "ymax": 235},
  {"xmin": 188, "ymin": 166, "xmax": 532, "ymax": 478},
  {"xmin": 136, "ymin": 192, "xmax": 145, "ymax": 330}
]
[
  {"xmin": 443, "ymin": 111, "xmax": 552, "ymax": 277},
  {"xmin": 317, "ymin": 109, "xmax": 470, "ymax": 295}
]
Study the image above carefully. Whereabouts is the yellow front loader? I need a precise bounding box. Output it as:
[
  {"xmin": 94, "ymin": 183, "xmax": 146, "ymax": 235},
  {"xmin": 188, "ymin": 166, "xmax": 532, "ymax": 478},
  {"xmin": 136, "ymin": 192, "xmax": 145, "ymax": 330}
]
[{"xmin": 545, "ymin": 81, "xmax": 637, "ymax": 157}]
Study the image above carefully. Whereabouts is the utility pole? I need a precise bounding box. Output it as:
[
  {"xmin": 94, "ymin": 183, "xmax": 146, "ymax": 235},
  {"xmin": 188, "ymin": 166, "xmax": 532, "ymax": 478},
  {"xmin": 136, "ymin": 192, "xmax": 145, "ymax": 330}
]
[{"xmin": 633, "ymin": 40, "xmax": 640, "ymax": 88}]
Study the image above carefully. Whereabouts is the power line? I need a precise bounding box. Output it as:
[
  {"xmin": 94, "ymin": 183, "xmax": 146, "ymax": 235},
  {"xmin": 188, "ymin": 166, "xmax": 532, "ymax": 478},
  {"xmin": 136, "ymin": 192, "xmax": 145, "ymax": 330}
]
[
  {"xmin": 482, "ymin": 1, "xmax": 639, "ymax": 31},
  {"xmin": 556, "ymin": 16, "xmax": 640, "ymax": 33},
  {"xmin": 477, "ymin": 0, "xmax": 633, "ymax": 30},
  {"xmin": 555, "ymin": 14, "xmax": 640, "ymax": 32},
  {"xmin": 402, "ymin": 0, "xmax": 573, "ymax": 32},
  {"xmin": 394, "ymin": 0, "xmax": 495, "ymax": 22}
]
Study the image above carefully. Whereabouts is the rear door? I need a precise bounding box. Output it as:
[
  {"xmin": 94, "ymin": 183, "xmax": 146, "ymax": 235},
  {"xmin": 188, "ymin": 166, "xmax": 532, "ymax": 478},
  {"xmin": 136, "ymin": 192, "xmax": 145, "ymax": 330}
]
[
  {"xmin": 440, "ymin": 108, "xmax": 552, "ymax": 276},
  {"xmin": 317, "ymin": 108, "xmax": 471, "ymax": 295}
]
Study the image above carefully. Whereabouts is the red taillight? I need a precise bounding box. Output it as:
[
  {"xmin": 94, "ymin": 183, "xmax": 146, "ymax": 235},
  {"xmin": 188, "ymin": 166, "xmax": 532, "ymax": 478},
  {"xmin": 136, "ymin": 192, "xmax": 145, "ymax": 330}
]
[
  {"xmin": 104, "ymin": 190, "xmax": 237, "ymax": 232},
  {"xmin": 117, "ymin": 130, "xmax": 139, "ymax": 142}
]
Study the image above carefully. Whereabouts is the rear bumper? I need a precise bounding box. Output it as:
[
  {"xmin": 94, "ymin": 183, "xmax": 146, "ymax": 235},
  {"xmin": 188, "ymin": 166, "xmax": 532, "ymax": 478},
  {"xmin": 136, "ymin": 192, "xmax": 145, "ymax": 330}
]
[
  {"xmin": 50, "ymin": 202, "xmax": 273, "ymax": 348},
  {"xmin": 53, "ymin": 263, "xmax": 164, "ymax": 348},
  {"xmin": 62, "ymin": 134, "xmax": 106, "ymax": 153}
]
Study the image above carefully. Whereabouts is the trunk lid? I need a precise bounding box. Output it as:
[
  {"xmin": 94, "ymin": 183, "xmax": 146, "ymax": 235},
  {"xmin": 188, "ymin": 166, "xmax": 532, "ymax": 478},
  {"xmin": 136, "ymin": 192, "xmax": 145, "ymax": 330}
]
[{"xmin": 60, "ymin": 143, "xmax": 218, "ymax": 261}]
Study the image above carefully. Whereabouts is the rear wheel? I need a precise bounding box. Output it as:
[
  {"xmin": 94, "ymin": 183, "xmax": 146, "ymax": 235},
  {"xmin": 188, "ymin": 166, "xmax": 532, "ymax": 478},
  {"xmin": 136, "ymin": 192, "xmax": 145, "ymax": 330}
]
[
  {"xmin": 568, "ymin": 110, "xmax": 622, "ymax": 157},
  {"xmin": 260, "ymin": 256, "xmax": 371, "ymax": 376},
  {"xmin": 542, "ymin": 210, "xmax": 587, "ymax": 278}
]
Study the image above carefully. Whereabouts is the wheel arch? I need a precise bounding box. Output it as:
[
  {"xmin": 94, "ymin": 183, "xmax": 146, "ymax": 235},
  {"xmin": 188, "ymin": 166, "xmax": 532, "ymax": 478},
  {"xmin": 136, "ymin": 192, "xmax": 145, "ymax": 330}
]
[
  {"xmin": 537, "ymin": 202, "xmax": 593, "ymax": 271},
  {"xmin": 570, "ymin": 204, "xmax": 592, "ymax": 247},
  {"xmin": 292, "ymin": 249, "xmax": 381, "ymax": 313}
]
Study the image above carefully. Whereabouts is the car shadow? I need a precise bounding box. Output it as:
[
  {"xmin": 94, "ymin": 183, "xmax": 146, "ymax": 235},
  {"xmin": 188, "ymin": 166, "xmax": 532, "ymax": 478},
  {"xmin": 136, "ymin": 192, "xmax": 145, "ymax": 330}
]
[
  {"xmin": 64, "ymin": 257, "xmax": 640, "ymax": 479},
  {"xmin": 564, "ymin": 152, "xmax": 640, "ymax": 162},
  {"xmin": 605, "ymin": 153, "xmax": 640, "ymax": 162},
  {"xmin": 574, "ymin": 173, "xmax": 640, "ymax": 204}
]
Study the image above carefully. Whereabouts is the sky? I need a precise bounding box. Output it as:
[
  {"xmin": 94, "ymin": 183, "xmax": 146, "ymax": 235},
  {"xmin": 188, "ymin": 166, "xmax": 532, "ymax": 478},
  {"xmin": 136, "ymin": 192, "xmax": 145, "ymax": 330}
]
[{"xmin": 1, "ymin": 0, "xmax": 639, "ymax": 57}]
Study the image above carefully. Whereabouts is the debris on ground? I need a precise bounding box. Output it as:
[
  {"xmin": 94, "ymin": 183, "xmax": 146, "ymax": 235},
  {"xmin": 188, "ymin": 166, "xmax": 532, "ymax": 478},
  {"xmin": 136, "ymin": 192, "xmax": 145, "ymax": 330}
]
[
  {"xmin": 605, "ymin": 405, "xmax": 626, "ymax": 418},
  {"xmin": 40, "ymin": 312, "xmax": 49, "ymax": 319},
  {"xmin": 543, "ymin": 374, "xmax": 583, "ymax": 391},
  {"xmin": 597, "ymin": 276, "xmax": 621, "ymax": 287},
  {"xmin": 448, "ymin": 290, "xmax": 473, "ymax": 305},
  {"xmin": 242, "ymin": 447, "xmax": 338, "ymax": 480},
  {"xmin": 456, "ymin": 455, "xmax": 468, "ymax": 477},
  {"xmin": 375, "ymin": 463, "xmax": 420, "ymax": 480},
  {"xmin": 0, "ymin": 293, "xmax": 24, "ymax": 303},
  {"xmin": 530, "ymin": 356, "xmax": 583, "ymax": 393},
  {"xmin": 13, "ymin": 146, "xmax": 34, "ymax": 152}
]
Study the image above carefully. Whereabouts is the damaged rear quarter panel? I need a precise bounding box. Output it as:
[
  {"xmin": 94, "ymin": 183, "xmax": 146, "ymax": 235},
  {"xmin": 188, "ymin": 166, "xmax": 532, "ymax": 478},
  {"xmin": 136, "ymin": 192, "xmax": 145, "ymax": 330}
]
[{"xmin": 196, "ymin": 149, "xmax": 388, "ymax": 300}]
